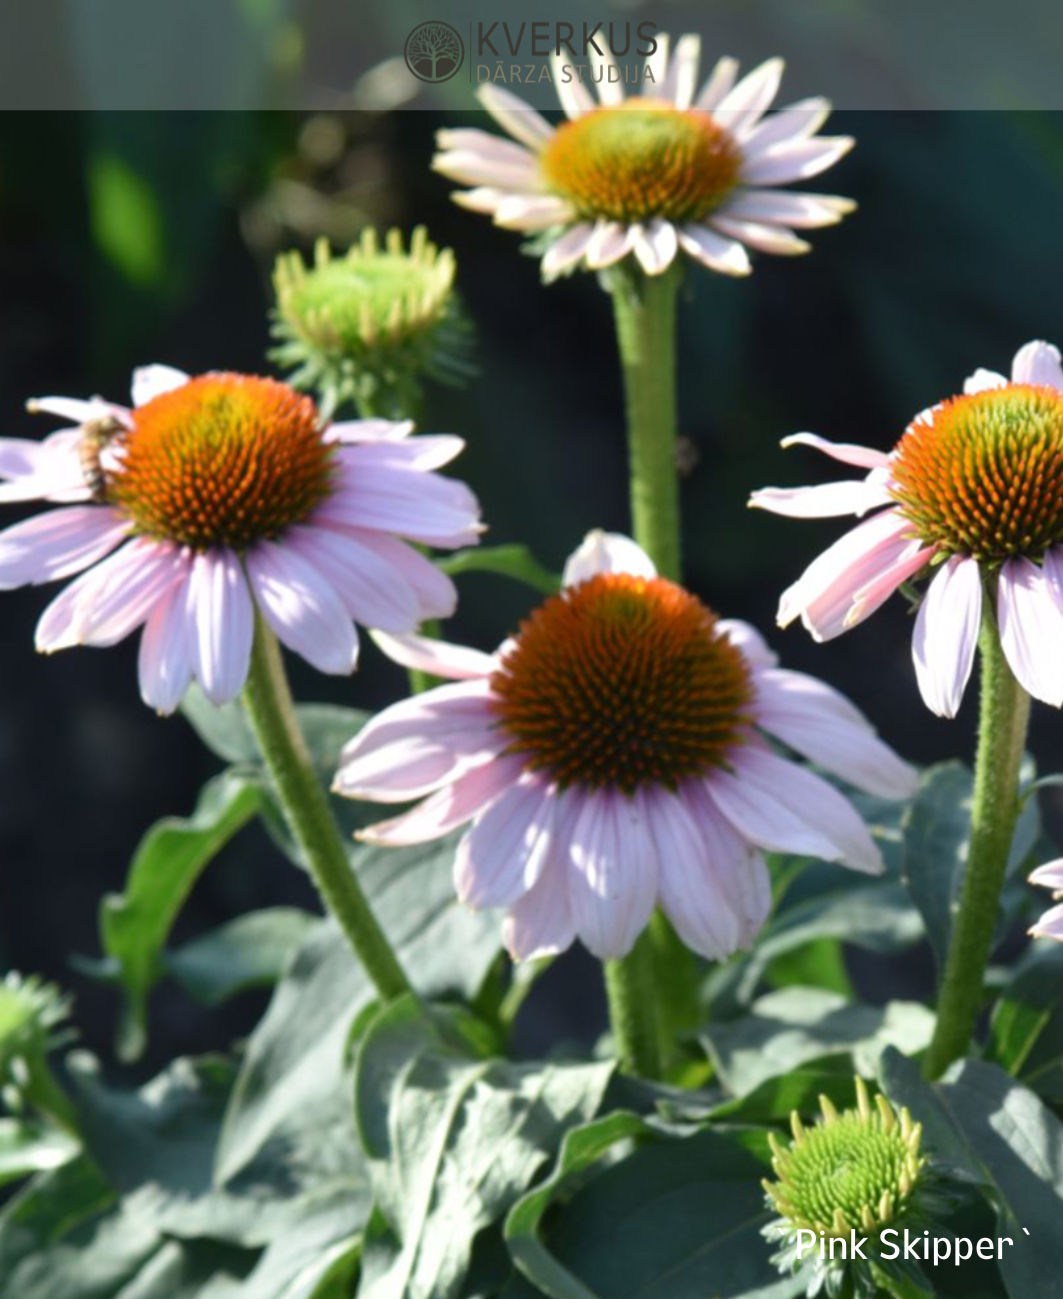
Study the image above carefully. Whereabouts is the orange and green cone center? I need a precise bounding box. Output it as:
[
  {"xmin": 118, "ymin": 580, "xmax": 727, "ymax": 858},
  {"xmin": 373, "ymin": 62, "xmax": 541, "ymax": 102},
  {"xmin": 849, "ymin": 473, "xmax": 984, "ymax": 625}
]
[
  {"xmin": 490, "ymin": 573, "xmax": 753, "ymax": 792},
  {"xmin": 891, "ymin": 385, "xmax": 1063, "ymax": 564},
  {"xmin": 540, "ymin": 102, "xmax": 742, "ymax": 224},
  {"xmin": 110, "ymin": 374, "xmax": 334, "ymax": 550}
]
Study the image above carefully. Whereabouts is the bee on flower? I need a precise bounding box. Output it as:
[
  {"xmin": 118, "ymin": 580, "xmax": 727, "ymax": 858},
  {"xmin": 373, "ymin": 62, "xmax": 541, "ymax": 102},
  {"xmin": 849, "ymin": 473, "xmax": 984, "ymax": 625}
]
[{"xmin": 333, "ymin": 531, "xmax": 916, "ymax": 962}]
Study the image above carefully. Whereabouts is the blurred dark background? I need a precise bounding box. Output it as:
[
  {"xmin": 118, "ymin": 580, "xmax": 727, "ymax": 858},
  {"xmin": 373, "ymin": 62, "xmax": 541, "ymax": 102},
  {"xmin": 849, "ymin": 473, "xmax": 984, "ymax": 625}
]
[{"xmin": 2, "ymin": 108, "xmax": 1063, "ymax": 1072}]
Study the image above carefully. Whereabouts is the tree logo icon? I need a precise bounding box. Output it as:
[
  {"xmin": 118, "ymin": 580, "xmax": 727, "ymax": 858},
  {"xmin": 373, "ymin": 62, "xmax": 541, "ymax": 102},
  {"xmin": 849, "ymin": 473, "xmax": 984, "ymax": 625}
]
[{"xmin": 404, "ymin": 21, "xmax": 465, "ymax": 83}]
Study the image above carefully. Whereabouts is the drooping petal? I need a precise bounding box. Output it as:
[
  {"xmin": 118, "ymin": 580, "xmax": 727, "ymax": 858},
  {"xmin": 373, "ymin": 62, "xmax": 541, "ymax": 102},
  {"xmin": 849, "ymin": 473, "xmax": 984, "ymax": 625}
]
[
  {"xmin": 911, "ymin": 556, "xmax": 983, "ymax": 718},
  {"xmin": 717, "ymin": 618, "xmax": 779, "ymax": 669},
  {"xmin": 431, "ymin": 148, "xmax": 541, "ymax": 191},
  {"xmin": 370, "ymin": 629, "xmax": 497, "ymax": 680},
  {"xmin": 845, "ymin": 541, "xmax": 935, "ymax": 631},
  {"xmin": 756, "ymin": 669, "xmax": 919, "ymax": 799},
  {"xmin": 495, "ymin": 195, "xmax": 577, "ymax": 231},
  {"xmin": 1029, "ymin": 859, "xmax": 1063, "ymax": 891},
  {"xmin": 682, "ymin": 780, "xmax": 772, "ymax": 945},
  {"xmin": 338, "ymin": 435, "xmax": 466, "ymax": 473},
  {"xmin": 1011, "ymin": 340, "xmax": 1063, "ymax": 390},
  {"xmin": 708, "ymin": 746, "xmax": 883, "ymax": 874},
  {"xmin": 716, "ymin": 189, "xmax": 856, "ymax": 229},
  {"xmin": 708, "ymin": 215, "xmax": 810, "ymax": 256},
  {"xmin": 749, "ymin": 478, "xmax": 892, "ymax": 519},
  {"xmin": 287, "ymin": 525, "xmax": 420, "ymax": 633},
  {"xmin": 584, "ymin": 221, "xmax": 637, "ymax": 270},
  {"xmin": 632, "ymin": 219, "xmax": 679, "ymax": 276},
  {"xmin": 648, "ymin": 787, "xmax": 742, "ymax": 960},
  {"xmin": 131, "ymin": 364, "xmax": 190, "ymax": 407},
  {"xmin": 324, "ymin": 419, "xmax": 414, "ymax": 444},
  {"xmin": 1030, "ymin": 901, "xmax": 1063, "ymax": 941},
  {"xmin": 502, "ymin": 799, "xmax": 578, "ymax": 961},
  {"xmin": 324, "ymin": 462, "xmax": 482, "ymax": 547},
  {"xmin": 138, "ymin": 575, "xmax": 194, "ymax": 714},
  {"xmin": 454, "ymin": 775, "xmax": 555, "ymax": 908},
  {"xmin": 741, "ymin": 136, "xmax": 855, "ymax": 187},
  {"xmin": 568, "ymin": 789, "xmax": 658, "ymax": 959},
  {"xmin": 357, "ymin": 753, "xmax": 526, "ymax": 846},
  {"xmin": 778, "ymin": 432, "xmax": 891, "ymax": 470},
  {"xmin": 541, "ymin": 223, "xmax": 597, "ymax": 277},
  {"xmin": 562, "ymin": 530, "xmax": 656, "ymax": 587},
  {"xmin": 0, "ymin": 506, "xmax": 129, "ymax": 588},
  {"xmin": 246, "ymin": 540, "xmax": 358, "ymax": 675},
  {"xmin": 997, "ymin": 557, "xmax": 1063, "ymax": 707},
  {"xmin": 334, "ymin": 528, "xmax": 457, "ymax": 621},
  {"xmin": 185, "ymin": 550, "xmax": 254, "ymax": 706},
  {"xmin": 677, "ymin": 225, "xmax": 751, "ymax": 276}
]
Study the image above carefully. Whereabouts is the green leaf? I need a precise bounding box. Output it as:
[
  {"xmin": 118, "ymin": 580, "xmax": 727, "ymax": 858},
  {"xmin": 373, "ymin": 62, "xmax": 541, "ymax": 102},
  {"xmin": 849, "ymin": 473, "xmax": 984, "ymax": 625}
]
[
  {"xmin": 701, "ymin": 988, "xmax": 935, "ymax": 1096},
  {"xmin": 0, "ymin": 1119, "xmax": 79, "ymax": 1188},
  {"xmin": 98, "ymin": 770, "xmax": 268, "ymax": 1061},
  {"xmin": 165, "ymin": 908, "xmax": 319, "ymax": 1007},
  {"xmin": 881, "ymin": 1051, "xmax": 1063, "ymax": 1299},
  {"xmin": 706, "ymin": 1058, "xmax": 866, "ymax": 1124},
  {"xmin": 989, "ymin": 942, "xmax": 1063, "ymax": 1082},
  {"xmin": 510, "ymin": 1122, "xmax": 800, "ymax": 1299},
  {"xmin": 354, "ymin": 996, "xmax": 613, "ymax": 1299},
  {"xmin": 216, "ymin": 834, "xmax": 503, "ymax": 1185},
  {"xmin": 435, "ymin": 544, "xmax": 561, "ymax": 595},
  {"xmin": 87, "ymin": 152, "xmax": 165, "ymax": 288},
  {"xmin": 902, "ymin": 760, "xmax": 1040, "ymax": 975}
]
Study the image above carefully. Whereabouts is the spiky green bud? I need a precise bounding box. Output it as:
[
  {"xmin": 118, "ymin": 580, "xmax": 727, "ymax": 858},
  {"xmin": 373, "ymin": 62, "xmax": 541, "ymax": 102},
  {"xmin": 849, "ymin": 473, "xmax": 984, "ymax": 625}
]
[
  {"xmin": 0, "ymin": 972, "xmax": 72, "ymax": 1078},
  {"xmin": 270, "ymin": 227, "xmax": 473, "ymax": 419}
]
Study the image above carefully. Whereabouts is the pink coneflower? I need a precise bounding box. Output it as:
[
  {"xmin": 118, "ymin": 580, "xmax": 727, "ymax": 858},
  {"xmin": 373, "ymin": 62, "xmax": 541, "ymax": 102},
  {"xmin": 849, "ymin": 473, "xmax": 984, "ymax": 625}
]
[
  {"xmin": 333, "ymin": 532, "xmax": 915, "ymax": 962},
  {"xmin": 433, "ymin": 34, "xmax": 855, "ymax": 279},
  {"xmin": 1, "ymin": 365, "xmax": 480, "ymax": 712},
  {"xmin": 750, "ymin": 341, "xmax": 1063, "ymax": 718},
  {"xmin": 1029, "ymin": 860, "xmax": 1063, "ymax": 941}
]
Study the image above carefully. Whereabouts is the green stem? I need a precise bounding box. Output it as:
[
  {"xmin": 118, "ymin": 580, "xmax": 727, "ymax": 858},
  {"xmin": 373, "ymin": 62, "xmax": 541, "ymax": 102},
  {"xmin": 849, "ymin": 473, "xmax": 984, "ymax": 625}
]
[
  {"xmin": 609, "ymin": 263, "xmax": 682, "ymax": 580},
  {"xmin": 601, "ymin": 264, "xmax": 686, "ymax": 1079},
  {"xmin": 242, "ymin": 613, "xmax": 412, "ymax": 1001},
  {"xmin": 408, "ymin": 616, "xmax": 441, "ymax": 695},
  {"xmin": 603, "ymin": 933, "xmax": 661, "ymax": 1078},
  {"xmin": 21, "ymin": 1055, "xmax": 79, "ymax": 1136},
  {"xmin": 923, "ymin": 604, "xmax": 1031, "ymax": 1079}
]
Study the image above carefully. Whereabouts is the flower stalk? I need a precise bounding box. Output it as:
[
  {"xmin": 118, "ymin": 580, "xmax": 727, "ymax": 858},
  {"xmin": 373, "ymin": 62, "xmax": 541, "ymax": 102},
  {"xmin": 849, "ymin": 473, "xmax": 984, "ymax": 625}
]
[
  {"xmin": 923, "ymin": 602, "xmax": 1031, "ymax": 1078},
  {"xmin": 242, "ymin": 611, "xmax": 412, "ymax": 1001}
]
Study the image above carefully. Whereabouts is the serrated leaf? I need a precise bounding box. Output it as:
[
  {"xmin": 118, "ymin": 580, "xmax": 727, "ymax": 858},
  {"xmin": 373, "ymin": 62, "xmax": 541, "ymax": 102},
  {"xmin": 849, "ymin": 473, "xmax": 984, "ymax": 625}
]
[
  {"xmin": 701, "ymin": 987, "xmax": 935, "ymax": 1096},
  {"xmin": 99, "ymin": 769, "xmax": 269, "ymax": 1061},
  {"xmin": 354, "ymin": 996, "xmax": 613, "ymax": 1299}
]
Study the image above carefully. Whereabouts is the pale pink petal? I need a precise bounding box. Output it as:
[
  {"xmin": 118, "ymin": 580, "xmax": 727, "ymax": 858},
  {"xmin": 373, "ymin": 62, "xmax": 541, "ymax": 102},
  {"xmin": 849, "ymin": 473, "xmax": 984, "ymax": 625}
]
[
  {"xmin": 776, "ymin": 509, "xmax": 913, "ymax": 639},
  {"xmin": 25, "ymin": 396, "xmax": 125, "ymax": 427},
  {"xmin": 451, "ymin": 187, "xmax": 509, "ymax": 216},
  {"xmin": 1029, "ymin": 902, "xmax": 1063, "ymax": 941},
  {"xmin": 246, "ymin": 541, "xmax": 358, "ymax": 675},
  {"xmin": 588, "ymin": 40, "xmax": 623, "ymax": 105},
  {"xmin": 334, "ymin": 528, "xmax": 457, "ymax": 621},
  {"xmin": 677, "ymin": 225, "xmax": 751, "ymax": 276},
  {"xmin": 642, "ymin": 33, "xmax": 671, "ymax": 89},
  {"xmin": 963, "ymin": 368, "xmax": 1008, "ymax": 395},
  {"xmin": 717, "ymin": 189, "xmax": 855, "ymax": 229},
  {"xmin": 661, "ymin": 34, "xmax": 700, "ymax": 109},
  {"xmin": 756, "ymin": 669, "xmax": 918, "ymax": 798},
  {"xmin": 358, "ymin": 753, "xmax": 526, "ymax": 846},
  {"xmin": 584, "ymin": 221, "xmax": 637, "ymax": 270},
  {"xmin": 435, "ymin": 128, "xmax": 539, "ymax": 168},
  {"xmin": 713, "ymin": 58, "xmax": 784, "ymax": 135},
  {"xmin": 131, "ymin": 364, "xmax": 190, "ymax": 407},
  {"xmin": 455, "ymin": 776, "xmax": 555, "ymax": 908},
  {"xmin": 541, "ymin": 223, "xmax": 597, "ymax": 278},
  {"xmin": 495, "ymin": 195, "xmax": 576, "ymax": 231},
  {"xmin": 138, "ymin": 575, "xmax": 194, "ymax": 714},
  {"xmin": 741, "ymin": 137, "xmax": 855, "ymax": 186},
  {"xmin": 845, "ymin": 542, "xmax": 934, "ymax": 631},
  {"xmin": 717, "ymin": 618, "xmax": 779, "ymax": 669},
  {"xmin": 568, "ymin": 789, "xmax": 658, "ymax": 959},
  {"xmin": 682, "ymin": 780, "xmax": 772, "ymax": 944},
  {"xmin": 0, "ymin": 506, "xmax": 129, "ymax": 587},
  {"xmin": 562, "ymin": 530, "xmax": 656, "ymax": 587},
  {"xmin": 1011, "ymin": 340, "xmax": 1063, "ymax": 390},
  {"xmin": 550, "ymin": 52, "xmax": 595, "ymax": 118},
  {"xmin": 911, "ymin": 557, "xmax": 982, "ymax": 718},
  {"xmin": 0, "ymin": 431, "xmax": 92, "ymax": 504},
  {"xmin": 334, "ymin": 681, "xmax": 501, "ymax": 802},
  {"xmin": 1042, "ymin": 545, "xmax": 1063, "ymax": 618},
  {"xmin": 432, "ymin": 149, "xmax": 541, "ymax": 191},
  {"xmin": 287, "ymin": 525, "xmax": 420, "ymax": 633},
  {"xmin": 370, "ymin": 629, "xmax": 496, "ymax": 680},
  {"xmin": 503, "ymin": 798, "xmax": 578, "ymax": 961},
  {"xmin": 633, "ymin": 219, "xmax": 679, "ymax": 276},
  {"xmin": 779, "ymin": 432, "xmax": 891, "ymax": 470},
  {"xmin": 708, "ymin": 747, "xmax": 883, "ymax": 874},
  {"xmin": 321, "ymin": 463, "xmax": 482, "ymax": 547},
  {"xmin": 749, "ymin": 479, "xmax": 892, "ymax": 519},
  {"xmin": 648, "ymin": 787, "xmax": 742, "ymax": 960},
  {"xmin": 998, "ymin": 558, "xmax": 1063, "ymax": 707},
  {"xmin": 708, "ymin": 215, "xmax": 810, "ymax": 256},
  {"xmin": 476, "ymin": 85, "xmax": 556, "ymax": 150},
  {"xmin": 1029, "ymin": 859, "xmax": 1063, "ymax": 891},
  {"xmin": 695, "ymin": 54, "xmax": 738, "ymax": 111},
  {"xmin": 324, "ymin": 419, "xmax": 414, "ymax": 444},
  {"xmin": 338, "ymin": 436, "xmax": 465, "ymax": 473},
  {"xmin": 185, "ymin": 550, "xmax": 254, "ymax": 706},
  {"xmin": 738, "ymin": 98, "xmax": 831, "ymax": 150}
]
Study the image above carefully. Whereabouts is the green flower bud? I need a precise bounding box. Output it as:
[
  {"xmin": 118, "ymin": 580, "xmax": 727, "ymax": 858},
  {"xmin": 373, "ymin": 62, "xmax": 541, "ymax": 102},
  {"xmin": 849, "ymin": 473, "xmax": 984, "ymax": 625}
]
[
  {"xmin": 0, "ymin": 972, "xmax": 72, "ymax": 1079},
  {"xmin": 270, "ymin": 227, "xmax": 473, "ymax": 420}
]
